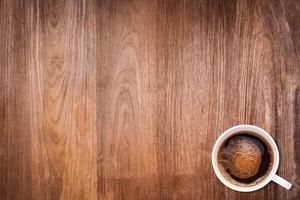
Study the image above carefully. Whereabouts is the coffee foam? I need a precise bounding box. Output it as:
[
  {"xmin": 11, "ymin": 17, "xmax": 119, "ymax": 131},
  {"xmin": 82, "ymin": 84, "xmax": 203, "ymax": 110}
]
[{"xmin": 220, "ymin": 136, "xmax": 262, "ymax": 179}]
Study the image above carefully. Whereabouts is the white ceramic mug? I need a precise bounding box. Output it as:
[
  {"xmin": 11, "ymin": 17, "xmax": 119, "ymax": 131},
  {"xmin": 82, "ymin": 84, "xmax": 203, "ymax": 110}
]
[{"xmin": 211, "ymin": 124, "xmax": 292, "ymax": 192}]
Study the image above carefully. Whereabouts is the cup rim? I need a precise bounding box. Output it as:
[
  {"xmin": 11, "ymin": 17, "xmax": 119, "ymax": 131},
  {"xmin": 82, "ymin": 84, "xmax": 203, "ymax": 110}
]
[{"xmin": 211, "ymin": 124, "xmax": 279, "ymax": 192}]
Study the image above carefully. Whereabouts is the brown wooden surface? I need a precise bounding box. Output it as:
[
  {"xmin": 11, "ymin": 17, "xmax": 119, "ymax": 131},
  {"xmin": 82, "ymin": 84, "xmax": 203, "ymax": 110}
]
[{"xmin": 0, "ymin": 0, "xmax": 299, "ymax": 199}]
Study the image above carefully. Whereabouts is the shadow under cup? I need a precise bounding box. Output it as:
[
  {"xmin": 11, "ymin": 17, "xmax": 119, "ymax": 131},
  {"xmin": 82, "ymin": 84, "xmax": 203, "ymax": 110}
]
[{"xmin": 216, "ymin": 131, "xmax": 274, "ymax": 187}]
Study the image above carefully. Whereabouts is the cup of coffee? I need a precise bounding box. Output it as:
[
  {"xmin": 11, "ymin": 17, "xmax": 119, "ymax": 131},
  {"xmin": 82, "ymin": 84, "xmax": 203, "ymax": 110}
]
[{"xmin": 211, "ymin": 124, "xmax": 292, "ymax": 192}]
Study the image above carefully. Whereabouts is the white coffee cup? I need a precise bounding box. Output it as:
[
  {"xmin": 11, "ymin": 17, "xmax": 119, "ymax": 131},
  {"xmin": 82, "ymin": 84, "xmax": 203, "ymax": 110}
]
[{"xmin": 211, "ymin": 124, "xmax": 292, "ymax": 192}]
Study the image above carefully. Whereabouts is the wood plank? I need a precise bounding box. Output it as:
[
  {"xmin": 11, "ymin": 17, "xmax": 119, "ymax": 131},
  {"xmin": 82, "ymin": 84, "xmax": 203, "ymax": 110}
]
[
  {"xmin": 28, "ymin": 0, "xmax": 97, "ymax": 199},
  {"xmin": 97, "ymin": 0, "xmax": 160, "ymax": 199},
  {"xmin": 0, "ymin": 1, "xmax": 33, "ymax": 199}
]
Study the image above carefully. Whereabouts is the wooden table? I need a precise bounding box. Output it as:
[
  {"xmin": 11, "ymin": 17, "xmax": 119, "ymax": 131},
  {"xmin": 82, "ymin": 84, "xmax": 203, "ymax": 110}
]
[{"xmin": 0, "ymin": 0, "xmax": 299, "ymax": 199}]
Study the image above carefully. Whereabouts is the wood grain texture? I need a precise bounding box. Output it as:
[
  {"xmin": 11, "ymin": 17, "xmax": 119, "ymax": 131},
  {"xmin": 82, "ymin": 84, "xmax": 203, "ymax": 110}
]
[
  {"xmin": 0, "ymin": 0, "xmax": 299, "ymax": 199},
  {"xmin": 30, "ymin": 0, "xmax": 97, "ymax": 199}
]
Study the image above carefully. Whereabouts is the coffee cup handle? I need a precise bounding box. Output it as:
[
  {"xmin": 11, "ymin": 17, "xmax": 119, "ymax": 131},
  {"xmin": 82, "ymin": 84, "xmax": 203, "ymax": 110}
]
[{"xmin": 272, "ymin": 174, "xmax": 292, "ymax": 190}]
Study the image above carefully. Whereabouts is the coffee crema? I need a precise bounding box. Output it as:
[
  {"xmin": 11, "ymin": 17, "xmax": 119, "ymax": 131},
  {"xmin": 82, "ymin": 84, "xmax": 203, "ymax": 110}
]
[{"xmin": 217, "ymin": 132, "xmax": 274, "ymax": 187}]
